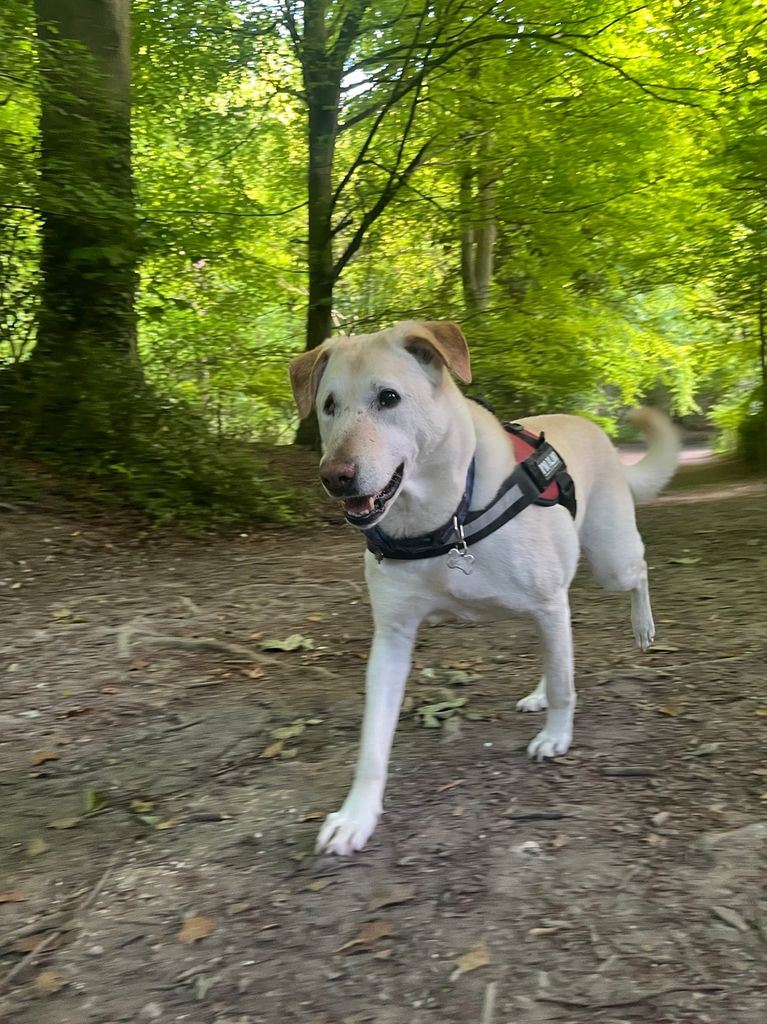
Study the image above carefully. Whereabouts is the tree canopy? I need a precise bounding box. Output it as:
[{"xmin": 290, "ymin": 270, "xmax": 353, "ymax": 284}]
[{"xmin": 0, "ymin": 0, "xmax": 765, "ymax": 522}]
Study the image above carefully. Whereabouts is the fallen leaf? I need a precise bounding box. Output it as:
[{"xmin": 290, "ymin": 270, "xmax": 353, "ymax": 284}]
[
  {"xmin": 35, "ymin": 970, "xmax": 65, "ymax": 994},
  {"xmin": 448, "ymin": 671, "xmax": 481, "ymax": 686},
  {"xmin": 755, "ymin": 709, "xmax": 767, "ymax": 717},
  {"xmin": 31, "ymin": 750, "xmax": 60, "ymax": 766},
  {"xmin": 194, "ymin": 974, "xmax": 216, "ymax": 1000},
  {"xmin": 306, "ymin": 614, "xmax": 323, "ymax": 622},
  {"xmin": 48, "ymin": 816, "xmax": 81, "ymax": 830},
  {"xmin": 336, "ymin": 920, "xmax": 393, "ymax": 953},
  {"xmin": 26, "ymin": 837, "xmax": 49, "ymax": 857},
  {"xmin": 52, "ymin": 608, "xmax": 72, "ymax": 620},
  {"xmin": 177, "ymin": 915, "xmax": 217, "ymax": 944},
  {"xmin": 298, "ymin": 810, "xmax": 324, "ymax": 822},
  {"xmin": 551, "ymin": 834, "xmax": 571, "ymax": 849},
  {"xmin": 130, "ymin": 798, "xmax": 155, "ymax": 813},
  {"xmin": 271, "ymin": 722, "xmax": 306, "ymax": 740},
  {"xmin": 451, "ymin": 940, "xmax": 491, "ymax": 979},
  {"xmin": 261, "ymin": 634, "xmax": 315, "ymax": 652},
  {"xmin": 711, "ymin": 905, "xmax": 749, "ymax": 932},
  {"xmin": 305, "ymin": 879, "xmax": 332, "ymax": 892},
  {"xmin": 368, "ymin": 884, "xmax": 416, "ymax": 911},
  {"xmin": 155, "ymin": 819, "xmax": 179, "ymax": 830},
  {"xmin": 644, "ymin": 832, "xmax": 667, "ymax": 846},
  {"xmin": 437, "ymin": 779, "xmax": 465, "ymax": 794},
  {"xmin": 244, "ymin": 667, "xmax": 265, "ymax": 680},
  {"xmin": 657, "ymin": 705, "xmax": 681, "ymax": 717},
  {"xmin": 259, "ymin": 739, "xmax": 284, "ymax": 759},
  {"xmin": 415, "ymin": 698, "xmax": 467, "ymax": 728},
  {"xmin": 375, "ymin": 947, "xmax": 394, "ymax": 959},
  {"xmin": 83, "ymin": 789, "xmax": 109, "ymax": 813},
  {"xmin": 690, "ymin": 742, "xmax": 721, "ymax": 757},
  {"xmin": 0, "ymin": 890, "xmax": 29, "ymax": 903},
  {"xmin": 101, "ymin": 686, "xmax": 119, "ymax": 694}
]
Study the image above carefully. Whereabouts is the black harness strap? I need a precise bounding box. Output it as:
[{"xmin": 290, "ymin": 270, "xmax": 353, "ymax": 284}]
[{"xmin": 364, "ymin": 420, "xmax": 576, "ymax": 562}]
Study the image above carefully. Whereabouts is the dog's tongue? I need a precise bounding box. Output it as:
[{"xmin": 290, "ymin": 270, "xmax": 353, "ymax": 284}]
[{"xmin": 344, "ymin": 495, "xmax": 375, "ymax": 517}]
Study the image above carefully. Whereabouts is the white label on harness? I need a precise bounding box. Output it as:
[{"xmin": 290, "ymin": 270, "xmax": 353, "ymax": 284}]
[{"xmin": 537, "ymin": 450, "xmax": 561, "ymax": 479}]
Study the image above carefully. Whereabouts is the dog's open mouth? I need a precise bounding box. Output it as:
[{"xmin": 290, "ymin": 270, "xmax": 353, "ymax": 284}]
[{"xmin": 343, "ymin": 464, "xmax": 404, "ymax": 528}]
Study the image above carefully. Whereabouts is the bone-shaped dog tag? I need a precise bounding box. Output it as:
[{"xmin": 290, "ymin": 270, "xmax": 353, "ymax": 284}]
[{"xmin": 447, "ymin": 548, "xmax": 475, "ymax": 575}]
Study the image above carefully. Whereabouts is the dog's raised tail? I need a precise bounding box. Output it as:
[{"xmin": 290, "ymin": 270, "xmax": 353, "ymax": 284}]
[{"xmin": 624, "ymin": 407, "xmax": 681, "ymax": 504}]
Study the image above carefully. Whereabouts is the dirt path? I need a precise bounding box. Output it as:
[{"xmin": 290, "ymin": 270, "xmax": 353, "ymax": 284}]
[{"xmin": 0, "ymin": 461, "xmax": 766, "ymax": 1024}]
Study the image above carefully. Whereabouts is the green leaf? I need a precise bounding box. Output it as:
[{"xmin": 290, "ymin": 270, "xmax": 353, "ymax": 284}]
[
  {"xmin": 261, "ymin": 634, "xmax": 315, "ymax": 652},
  {"xmin": 415, "ymin": 698, "xmax": 467, "ymax": 728},
  {"xmin": 271, "ymin": 721, "xmax": 306, "ymax": 740},
  {"xmin": 83, "ymin": 788, "xmax": 109, "ymax": 813}
]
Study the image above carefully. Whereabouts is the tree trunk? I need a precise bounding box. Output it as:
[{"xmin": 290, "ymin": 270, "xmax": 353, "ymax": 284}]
[
  {"xmin": 295, "ymin": 0, "xmax": 341, "ymax": 448},
  {"xmin": 473, "ymin": 155, "xmax": 496, "ymax": 312},
  {"xmin": 1, "ymin": 0, "xmax": 139, "ymax": 450},
  {"xmin": 459, "ymin": 140, "xmax": 496, "ymax": 314},
  {"xmin": 460, "ymin": 165, "xmax": 478, "ymax": 311}
]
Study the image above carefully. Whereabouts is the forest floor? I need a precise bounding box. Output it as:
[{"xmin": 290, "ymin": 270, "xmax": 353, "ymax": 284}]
[{"xmin": 0, "ymin": 448, "xmax": 766, "ymax": 1024}]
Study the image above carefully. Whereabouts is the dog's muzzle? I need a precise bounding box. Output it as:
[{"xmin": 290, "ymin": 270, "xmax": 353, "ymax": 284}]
[{"xmin": 342, "ymin": 464, "xmax": 404, "ymax": 528}]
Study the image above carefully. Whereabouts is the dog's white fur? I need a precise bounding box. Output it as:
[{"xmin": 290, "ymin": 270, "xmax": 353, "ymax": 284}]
[{"xmin": 290, "ymin": 320, "xmax": 680, "ymax": 855}]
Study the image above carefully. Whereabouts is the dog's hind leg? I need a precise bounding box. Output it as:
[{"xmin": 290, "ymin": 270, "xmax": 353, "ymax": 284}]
[
  {"xmin": 526, "ymin": 592, "xmax": 575, "ymax": 760},
  {"xmin": 315, "ymin": 619, "xmax": 418, "ymax": 856},
  {"xmin": 516, "ymin": 675, "xmax": 547, "ymax": 712},
  {"xmin": 581, "ymin": 486, "xmax": 656, "ymax": 651}
]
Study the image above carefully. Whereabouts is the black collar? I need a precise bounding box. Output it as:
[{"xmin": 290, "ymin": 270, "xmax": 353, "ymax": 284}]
[{"xmin": 363, "ymin": 422, "xmax": 576, "ymax": 562}]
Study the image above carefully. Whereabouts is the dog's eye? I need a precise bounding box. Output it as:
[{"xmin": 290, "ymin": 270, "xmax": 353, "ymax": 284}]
[
  {"xmin": 323, "ymin": 394, "xmax": 336, "ymax": 416},
  {"xmin": 378, "ymin": 389, "xmax": 401, "ymax": 409}
]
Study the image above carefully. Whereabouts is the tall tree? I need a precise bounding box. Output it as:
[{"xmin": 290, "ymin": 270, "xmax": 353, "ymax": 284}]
[{"xmin": 2, "ymin": 0, "xmax": 138, "ymax": 445}]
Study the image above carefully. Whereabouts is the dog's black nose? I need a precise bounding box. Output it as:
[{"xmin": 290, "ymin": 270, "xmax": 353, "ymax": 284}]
[{"xmin": 320, "ymin": 460, "xmax": 358, "ymax": 496}]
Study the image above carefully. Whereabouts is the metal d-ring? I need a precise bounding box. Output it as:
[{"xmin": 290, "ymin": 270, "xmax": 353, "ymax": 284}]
[{"xmin": 452, "ymin": 516, "xmax": 468, "ymax": 557}]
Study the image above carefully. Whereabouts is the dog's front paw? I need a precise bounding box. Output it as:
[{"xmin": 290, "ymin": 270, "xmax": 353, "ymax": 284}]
[
  {"xmin": 315, "ymin": 801, "xmax": 380, "ymax": 856},
  {"xmin": 527, "ymin": 727, "xmax": 572, "ymax": 761},
  {"xmin": 633, "ymin": 619, "xmax": 655, "ymax": 651}
]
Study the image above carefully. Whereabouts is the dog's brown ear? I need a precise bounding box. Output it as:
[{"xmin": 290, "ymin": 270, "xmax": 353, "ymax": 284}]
[
  {"xmin": 408, "ymin": 321, "xmax": 472, "ymax": 384},
  {"xmin": 289, "ymin": 345, "xmax": 330, "ymax": 419}
]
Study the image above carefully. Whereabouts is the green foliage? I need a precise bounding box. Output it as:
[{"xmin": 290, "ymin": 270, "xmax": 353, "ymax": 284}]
[{"xmin": 2, "ymin": 0, "xmax": 767, "ymax": 524}]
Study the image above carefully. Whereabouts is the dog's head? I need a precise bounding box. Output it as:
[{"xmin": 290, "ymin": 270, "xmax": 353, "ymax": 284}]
[{"xmin": 289, "ymin": 320, "xmax": 471, "ymax": 529}]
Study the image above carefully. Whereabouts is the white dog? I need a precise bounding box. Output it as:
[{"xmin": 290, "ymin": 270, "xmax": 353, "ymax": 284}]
[{"xmin": 290, "ymin": 320, "xmax": 680, "ymax": 855}]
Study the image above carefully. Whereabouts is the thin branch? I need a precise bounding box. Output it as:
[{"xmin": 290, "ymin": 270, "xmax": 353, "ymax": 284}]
[
  {"xmin": 534, "ymin": 179, "xmax": 662, "ymax": 215},
  {"xmin": 330, "ymin": 0, "xmax": 373, "ymax": 68},
  {"xmin": 332, "ymin": 1, "xmax": 432, "ymax": 206},
  {"xmin": 536, "ymin": 983, "xmax": 726, "ymax": 1011},
  {"xmin": 0, "ymin": 202, "xmax": 309, "ymax": 220},
  {"xmin": 333, "ymin": 139, "xmax": 432, "ymax": 279}
]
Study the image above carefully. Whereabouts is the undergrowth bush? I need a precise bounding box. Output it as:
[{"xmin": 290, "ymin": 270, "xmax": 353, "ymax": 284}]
[
  {"xmin": 737, "ymin": 405, "xmax": 767, "ymax": 469},
  {"xmin": 0, "ymin": 368, "xmax": 301, "ymax": 529}
]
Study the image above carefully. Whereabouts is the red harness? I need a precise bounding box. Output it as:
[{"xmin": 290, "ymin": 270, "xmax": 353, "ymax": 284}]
[{"xmin": 505, "ymin": 423, "xmax": 564, "ymax": 505}]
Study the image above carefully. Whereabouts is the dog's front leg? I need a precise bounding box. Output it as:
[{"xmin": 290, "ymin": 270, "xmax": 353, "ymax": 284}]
[
  {"xmin": 316, "ymin": 621, "xmax": 417, "ymax": 855},
  {"xmin": 527, "ymin": 592, "xmax": 576, "ymax": 760}
]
